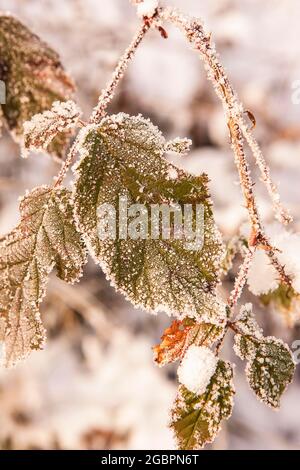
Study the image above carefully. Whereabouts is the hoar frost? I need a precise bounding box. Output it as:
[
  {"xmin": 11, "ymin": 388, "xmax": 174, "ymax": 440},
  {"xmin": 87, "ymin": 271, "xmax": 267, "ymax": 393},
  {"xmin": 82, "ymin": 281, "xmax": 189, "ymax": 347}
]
[
  {"xmin": 177, "ymin": 345, "xmax": 218, "ymax": 395},
  {"xmin": 136, "ymin": 0, "xmax": 158, "ymax": 18}
]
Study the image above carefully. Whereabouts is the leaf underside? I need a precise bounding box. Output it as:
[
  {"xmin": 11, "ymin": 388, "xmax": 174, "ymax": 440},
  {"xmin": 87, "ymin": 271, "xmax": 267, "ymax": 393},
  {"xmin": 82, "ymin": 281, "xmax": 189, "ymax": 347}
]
[
  {"xmin": 0, "ymin": 14, "xmax": 75, "ymax": 158},
  {"xmin": 171, "ymin": 360, "xmax": 234, "ymax": 449},
  {"xmin": 73, "ymin": 113, "xmax": 226, "ymax": 324},
  {"xmin": 0, "ymin": 186, "xmax": 86, "ymax": 366}
]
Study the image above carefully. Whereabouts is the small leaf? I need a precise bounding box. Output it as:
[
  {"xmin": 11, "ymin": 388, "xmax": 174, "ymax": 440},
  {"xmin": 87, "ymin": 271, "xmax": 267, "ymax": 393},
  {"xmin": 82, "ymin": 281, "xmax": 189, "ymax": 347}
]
[
  {"xmin": 73, "ymin": 113, "xmax": 226, "ymax": 324},
  {"xmin": 165, "ymin": 137, "xmax": 192, "ymax": 155},
  {"xmin": 171, "ymin": 360, "xmax": 234, "ymax": 449},
  {"xmin": 153, "ymin": 318, "xmax": 223, "ymax": 367},
  {"xmin": 0, "ymin": 185, "xmax": 87, "ymax": 366},
  {"xmin": 0, "ymin": 14, "xmax": 75, "ymax": 159},
  {"xmin": 22, "ymin": 100, "xmax": 82, "ymax": 158},
  {"xmin": 233, "ymin": 305, "xmax": 295, "ymax": 408},
  {"xmin": 246, "ymin": 337, "xmax": 295, "ymax": 409}
]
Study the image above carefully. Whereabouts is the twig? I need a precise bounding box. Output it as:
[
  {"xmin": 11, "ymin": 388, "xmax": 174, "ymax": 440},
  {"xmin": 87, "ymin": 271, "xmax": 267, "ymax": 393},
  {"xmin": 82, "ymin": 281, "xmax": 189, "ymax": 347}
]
[{"xmin": 161, "ymin": 7, "xmax": 292, "ymax": 287}]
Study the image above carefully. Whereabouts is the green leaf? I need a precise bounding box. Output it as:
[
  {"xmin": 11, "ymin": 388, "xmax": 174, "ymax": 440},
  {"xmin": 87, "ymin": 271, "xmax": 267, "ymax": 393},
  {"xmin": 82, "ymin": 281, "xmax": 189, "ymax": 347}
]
[
  {"xmin": 73, "ymin": 113, "xmax": 226, "ymax": 324},
  {"xmin": 0, "ymin": 186, "xmax": 87, "ymax": 366},
  {"xmin": 171, "ymin": 360, "xmax": 234, "ymax": 449},
  {"xmin": 0, "ymin": 14, "xmax": 75, "ymax": 159},
  {"xmin": 246, "ymin": 338, "xmax": 295, "ymax": 409},
  {"xmin": 233, "ymin": 305, "xmax": 295, "ymax": 408}
]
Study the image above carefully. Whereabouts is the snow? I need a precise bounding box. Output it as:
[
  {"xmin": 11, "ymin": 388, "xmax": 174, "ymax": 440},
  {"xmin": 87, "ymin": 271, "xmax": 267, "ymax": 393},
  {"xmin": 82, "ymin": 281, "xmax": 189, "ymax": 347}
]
[
  {"xmin": 136, "ymin": 0, "xmax": 158, "ymax": 18},
  {"xmin": 177, "ymin": 345, "xmax": 218, "ymax": 395}
]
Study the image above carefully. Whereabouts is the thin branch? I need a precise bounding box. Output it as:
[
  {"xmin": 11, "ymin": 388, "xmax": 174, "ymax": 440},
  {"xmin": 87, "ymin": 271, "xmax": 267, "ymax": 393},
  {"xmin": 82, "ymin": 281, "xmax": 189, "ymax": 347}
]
[
  {"xmin": 162, "ymin": 7, "xmax": 291, "ymax": 226},
  {"xmin": 90, "ymin": 20, "xmax": 152, "ymax": 124},
  {"xmin": 54, "ymin": 19, "xmax": 153, "ymax": 187},
  {"xmin": 161, "ymin": 7, "xmax": 292, "ymax": 286}
]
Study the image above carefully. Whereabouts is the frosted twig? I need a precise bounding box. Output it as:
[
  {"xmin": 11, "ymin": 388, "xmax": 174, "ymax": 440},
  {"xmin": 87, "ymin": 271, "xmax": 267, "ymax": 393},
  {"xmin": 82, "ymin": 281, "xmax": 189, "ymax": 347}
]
[
  {"xmin": 90, "ymin": 20, "xmax": 153, "ymax": 124},
  {"xmin": 161, "ymin": 7, "xmax": 292, "ymax": 287},
  {"xmin": 216, "ymin": 248, "xmax": 255, "ymax": 354},
  {"xmin": 55, "ymin": 19, "xmax": 153, "ymax": 186},
  {"xmin": 228, "ymin": 248, "xmax": 255, "ymax": 309},
  {"xmin": 162, "ymin": 7, "xmax": 291, "ymax": 226}
]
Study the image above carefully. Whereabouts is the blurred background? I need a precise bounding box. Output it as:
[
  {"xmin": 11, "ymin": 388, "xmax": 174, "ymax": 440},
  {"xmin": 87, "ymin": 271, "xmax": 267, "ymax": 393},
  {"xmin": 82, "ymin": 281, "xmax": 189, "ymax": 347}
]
[{"xmin": 0, "ymin": 0, "xmax": 300, "ymax": 450}]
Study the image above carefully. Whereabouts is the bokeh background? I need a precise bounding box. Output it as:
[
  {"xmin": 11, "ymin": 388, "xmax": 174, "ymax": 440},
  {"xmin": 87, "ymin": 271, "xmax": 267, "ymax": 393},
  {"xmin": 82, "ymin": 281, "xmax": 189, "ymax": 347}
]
[{"xmin": 0, "ymin": 0, "xmax": 300, "ymax": 450}]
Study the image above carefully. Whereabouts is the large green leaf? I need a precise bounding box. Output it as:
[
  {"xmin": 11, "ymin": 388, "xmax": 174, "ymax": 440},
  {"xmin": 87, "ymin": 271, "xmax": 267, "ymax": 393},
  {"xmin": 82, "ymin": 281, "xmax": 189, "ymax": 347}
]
[
  {"xmin": 171, "ymin": 360, "xmax": 234, "ymax": 449},
  {"xmin": 0, "ymin": 14, "xmax": 75, "ymax": 158},
  {"xmin": 73, "ymin": 113, "xmax": 226, "ymax": 324},
  {"xmin": 0, "ymin": 186, "xmax": 87, "ymax": 366}
]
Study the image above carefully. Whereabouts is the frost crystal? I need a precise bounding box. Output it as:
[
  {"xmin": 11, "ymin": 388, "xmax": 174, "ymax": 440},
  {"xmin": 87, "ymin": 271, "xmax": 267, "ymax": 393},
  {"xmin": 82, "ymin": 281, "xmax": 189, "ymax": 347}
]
[
  {"xmin": 177, "ymin": 345, "xmax": 218, "ymax": 395},
  {"xmin": 23, "ymin": 100, "xmax": 82, "ymax": 158}
]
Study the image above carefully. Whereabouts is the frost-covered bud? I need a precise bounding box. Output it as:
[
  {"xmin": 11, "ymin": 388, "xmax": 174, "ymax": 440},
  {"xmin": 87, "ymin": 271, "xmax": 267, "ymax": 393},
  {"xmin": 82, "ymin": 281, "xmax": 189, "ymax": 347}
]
[{"xmin": 177, "ymin": 345, "xmax": 218, "ymax": 395}]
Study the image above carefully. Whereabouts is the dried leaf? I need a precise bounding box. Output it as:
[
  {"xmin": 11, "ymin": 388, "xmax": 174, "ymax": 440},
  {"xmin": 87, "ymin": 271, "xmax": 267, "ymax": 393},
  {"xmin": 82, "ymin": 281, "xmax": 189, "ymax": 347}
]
[
  {"xmin": 171, "ymin": 360, "xmax": 234, "ymax": 449},
  {"xmin": 0, "ymin": 186, "xmax": 87, "ymax": 366},
  {"xmin": 0, "ymin": 14, "xmax": 75, "ymax": 159},
  {"xmin": 153, "ymin": 318, "xmax": 223, "ymax": 366},
  {"xmin": 73, "ymin": 113, "xmax": 226, "ymax": 324}
]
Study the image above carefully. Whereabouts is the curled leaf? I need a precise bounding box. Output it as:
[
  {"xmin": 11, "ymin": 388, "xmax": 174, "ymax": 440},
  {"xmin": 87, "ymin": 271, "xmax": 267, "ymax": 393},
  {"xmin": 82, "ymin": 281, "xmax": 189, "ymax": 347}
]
[
  {"xmin": 0, "ymin": 14, "xmax": 75, "ymax": 159},
  {"xmin": 22, "ymin": 100, "xmax": 82, "ymax": 158}
]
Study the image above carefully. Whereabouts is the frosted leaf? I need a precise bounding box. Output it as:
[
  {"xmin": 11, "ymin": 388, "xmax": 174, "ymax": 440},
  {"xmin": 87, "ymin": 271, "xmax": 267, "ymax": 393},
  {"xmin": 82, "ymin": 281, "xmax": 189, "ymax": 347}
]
[
  {"xmin": 177, "ymin": 345, "xmax": 218, "ymax": 395},
  {"xmin": 0, "ymin": 186, "xmax": 87, "ymax": 366},
  {"xmin": 233, "ymin": 305, "xmax": 295, "ymax": 408},
  {"xmin": 23, "ymin": 100, "xmax": 82, "ymax": 158},
  {"xmin": 0, "ymin": 14, "xmax": 75, "ymax": 159},
  {"xmin": 153, "ymin": 318, "xmax": 223, "ymax": 367},
  {"xmin": 171, "ymin": 360, "xmax": 234, "ymax": 449},
  {"xmin": 165, "ymin": 137, "xmax": 192, "ymax": 156},
  {"xmin": 73, "ymin": 113, "xmax": 226, "ymax": 324},
  {"xmin": 233, "ymin": 303, "xmax": 263, "ymax": 361},
  {"xmin": 245, "ymin": 337, "xmax": 295, "ymax": 409}
]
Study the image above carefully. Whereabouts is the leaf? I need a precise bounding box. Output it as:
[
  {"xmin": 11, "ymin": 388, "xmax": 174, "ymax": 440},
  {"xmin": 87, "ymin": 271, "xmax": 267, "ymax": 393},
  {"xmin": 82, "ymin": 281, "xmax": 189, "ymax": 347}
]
[
  {"xmin": 171, "ymin": 360, "xmax": 234, "ymax": 449},
  {"xmin": 153, "ymin": 318, "xmax": 223, "ymax": 367},
  {"xmin": 233, "ymin": 305, "xmax": 295, "ymax": 408},
  {"xmin": 22, "ymin": 100, "xmax": 82, "ymax": 158},
  {"xmin": 0, "ymin": 14, "xmax": 75, "ymax": 159},
  {"xmin": 73, "ymin": 113, "xmax": 226, "ymax": 324},
  {"xmin": 245, "ymin": 338, "xmax": 295, "ymax": 409},
  {"xmin": 0, "ymin": 185, "xmax": 87, "ymax": 366}
]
